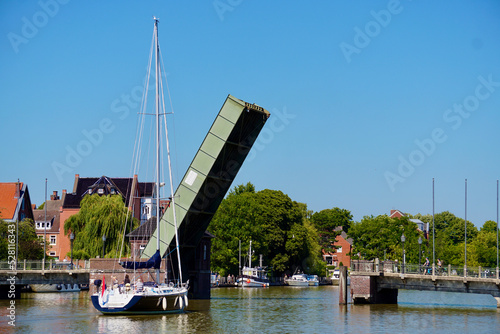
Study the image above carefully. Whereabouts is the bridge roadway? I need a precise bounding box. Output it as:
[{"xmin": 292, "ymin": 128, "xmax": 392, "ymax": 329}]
[{"xmin": 349, "ymin": 260, "xmax": 500, "ymax": 307}]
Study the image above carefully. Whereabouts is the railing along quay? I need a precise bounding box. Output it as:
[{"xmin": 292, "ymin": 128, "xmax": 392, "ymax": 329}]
[
  {"xmin": 0, "ymin": 259, "xmax": 90, "ymax": 271},
  {"xmin": 351, "ymin": 259, "xmax": 500, "ymax": 280}
]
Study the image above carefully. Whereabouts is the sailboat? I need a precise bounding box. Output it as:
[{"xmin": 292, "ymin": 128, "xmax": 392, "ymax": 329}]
[{"xmin": 91, "ymin": 17, "xmax": 189, "ymax": 315}]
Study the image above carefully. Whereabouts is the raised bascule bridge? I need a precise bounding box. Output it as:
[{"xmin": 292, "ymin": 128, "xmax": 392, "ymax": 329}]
[{"xmin": 141, "ymin": 95, "xmax": 270, "ymax": 299}]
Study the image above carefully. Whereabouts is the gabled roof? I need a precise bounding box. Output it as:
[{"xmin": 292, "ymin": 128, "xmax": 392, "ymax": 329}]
[
  {"xmin": 127, "ymin": 217, "xmax": 157, "ymax": 238},
  {"xmin": 33, "ymin": 197, "xmax": 63, "ymax": 234},
  {"xmin": 62, "ymin": 175, "xmax": 154, "ymax": 209},
  {"xmin": 0, "ymin": 182, "xmax": 21, "ymax": 220},
  {"xmin": 390, "ymin": 209, "xmax": 405, "ymax": 218},
  {"xmin": 334, "ymin": 226, "xmax": 353, "ymax": 245},
  {"xmin": 0, "ymin": 182, "xmax": 32, "ymax": 222}
]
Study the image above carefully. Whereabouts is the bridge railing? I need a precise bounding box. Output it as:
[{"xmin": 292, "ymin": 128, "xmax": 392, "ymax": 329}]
[
  {"xmin": 0, "ymin": 259, "xmax": 90, "ymax": 271},
  {"xmin": 351, "ymin": 260, "xmax": 499, "ymax": 279}
]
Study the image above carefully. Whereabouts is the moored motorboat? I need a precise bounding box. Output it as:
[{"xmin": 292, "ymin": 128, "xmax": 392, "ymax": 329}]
[
  {"xmin": 285, "ymin": 270, "xmax": 319, "ymax": 287},
  {"xmin": 239, "ymin": 241, "xmax": 270, "ymax": 287},
  {"xmin": 307, "ymin": 275, "xmax": 319, "ymax": 286},
  {"xmin": 285, "ymin": 273, "xmax": 309, "ymax": 286}
]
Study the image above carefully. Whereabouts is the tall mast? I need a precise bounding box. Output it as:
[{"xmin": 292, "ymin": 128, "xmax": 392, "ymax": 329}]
[
  {"xmin": 153, "ymin": 17, "xmax": 183, "ymax": 285},
  {"xmin": 153, "ymin": 17, "xmax": 161, "ymax": 284},
  {"xmin": 249, "ymin": 240, "xmax": 252, "ymax": 268}
]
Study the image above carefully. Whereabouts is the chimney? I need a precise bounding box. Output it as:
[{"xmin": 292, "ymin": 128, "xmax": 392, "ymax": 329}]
[
  {"xmin": 15, "ymin": 180, "xmax": 21, "ymax": 199},
  {"xmin": 50, "ymin": 191, "xmax": 59, "ymax": 201},
  {"xmin": 73, "ymin": 174, "xmax": 80, "ymax": 193}
]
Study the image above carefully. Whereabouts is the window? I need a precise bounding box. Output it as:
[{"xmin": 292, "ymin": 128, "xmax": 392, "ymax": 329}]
[
  {"xmin": 325, "ymin": 255, "xmax": 333, "ymax": 265},
  {"xmin": 36, "ymin": 222, "xmax": 52, "ymax": 229},
  {"xmin": 337, "ymin": 246, "xmax": 343, "ymax": 253},
  {"xmin": 49, "ymin": 252, "xmax": 56, "ymax": 257},
  {"xmin": 203, "ymin": 245, "xmax": 207, "ymax": 261},
  {"xmin": 97, "ymin": 188, "xmax": 104, "ymax": 194},
  {"xmin": 50, "ymin": 236, "xmax": 56, "ymax": 245}
]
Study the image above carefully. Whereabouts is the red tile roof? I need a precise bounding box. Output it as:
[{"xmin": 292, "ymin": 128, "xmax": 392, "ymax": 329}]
[{"xmin": 0, "ymin": 182, "xmax": 22, "ymax": 220}]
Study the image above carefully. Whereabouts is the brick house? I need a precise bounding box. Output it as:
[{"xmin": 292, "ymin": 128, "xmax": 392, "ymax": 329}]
[
  {"xmin": 56, "ymin": 174, "xmax": 155, "ymax": 260},
  {"xmin": 390, "ymin": 209, "xmax": 429, "ymax": 238},
  {"xmin": 323, "ymin": 227, "xmax": 353, "ymax": 268},
  {"xmin": 33, "ymin": 191, "xmax": 64, "ymax": 258}
]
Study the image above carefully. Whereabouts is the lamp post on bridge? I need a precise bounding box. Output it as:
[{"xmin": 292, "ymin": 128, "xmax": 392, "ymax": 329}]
[
  {"xmin": 418, "ymin": 236, "xmax": 422, "ymax": 274},
  {"xmin": 401, "ymin": 233, "xmax": 406, "ymax": 274},
  {"xmin": 102, "ymin": 234, "xmax": 106, "ymax": 258},
  {"xmin": 70, "ymin": 232, "xmax": 75, "ymax": 270}
]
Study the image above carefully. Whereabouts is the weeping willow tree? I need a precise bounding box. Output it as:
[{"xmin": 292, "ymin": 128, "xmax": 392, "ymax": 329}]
[{"xmin": 64, "ymin": 194, "xmax": 138, "ymax": 258}]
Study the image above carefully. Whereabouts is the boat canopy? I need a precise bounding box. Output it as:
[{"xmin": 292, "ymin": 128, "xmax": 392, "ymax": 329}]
[{"xmin": 120, "ymin": 250, "xmax": 161, "ymax": 270}]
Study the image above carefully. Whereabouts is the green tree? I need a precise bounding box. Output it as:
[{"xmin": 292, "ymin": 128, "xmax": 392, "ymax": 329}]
[
  {"xmin": 349, "ymin": 215, "xmax": 426, "ymax": 263},
  {"xmin": 481, "ymin": 220, "xmax": 499, "ymax": 234},
  {"xmin": 64, "ymin": 194, "xmax": 138, "ymax": 258},
  {"xmin": 0, "ymin": 219, "xmax": 44, "ymax": 260},
  {"xmin": 311, "ymin": 208, "xmax": 353, "ymax": 253},
  {"xmin": 208, "ymin": 184, "xmax": 323, "ymax": 276}
]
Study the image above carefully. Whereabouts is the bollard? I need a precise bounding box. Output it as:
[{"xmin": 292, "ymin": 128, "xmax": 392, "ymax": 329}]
[{"xmin": 339, "ymin": 266, "xmax": 348, "ymax": 305}]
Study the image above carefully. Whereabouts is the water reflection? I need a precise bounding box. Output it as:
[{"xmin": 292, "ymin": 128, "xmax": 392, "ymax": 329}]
[{"xmin": 2, "ymin": 287, "xmax": 500, "ymax": 333}]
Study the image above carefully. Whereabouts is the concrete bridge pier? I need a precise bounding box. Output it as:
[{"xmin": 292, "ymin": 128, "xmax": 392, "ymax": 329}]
[
  {"xmin": 350, "ymin": 275, "xmax": 398, "ymax": 305},
  {"xmin": 495, "ymin": 297, "xmax": 500, "ymax": 308}
]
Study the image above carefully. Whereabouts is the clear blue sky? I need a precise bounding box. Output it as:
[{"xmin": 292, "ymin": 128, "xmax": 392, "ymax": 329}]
[{"xmin": 1, "ymin": 1, "xmax": 499, "ymax": 227}]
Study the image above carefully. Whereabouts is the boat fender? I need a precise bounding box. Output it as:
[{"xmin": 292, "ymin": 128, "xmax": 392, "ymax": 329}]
[
  {"xmin": 162, "ymin": 297, "xmax": 167, "ymax": 310},
  {"xmin": 247, "ymin": 279, "xmax": 251, "ymax": 284},
  {"xmin": 174, "ymin": 296, "xmax": 179, "ymax": 307},
  {"xmin": 183, "ymin": 295, "xmax": 188, "ymax": 308},
  {"xmin": 57, "ymin": 284, "xmax": 62, "ymax": 291},
  {"xmin": 179, "ymin": 295, "xmax": 184, "ymax": 309}
]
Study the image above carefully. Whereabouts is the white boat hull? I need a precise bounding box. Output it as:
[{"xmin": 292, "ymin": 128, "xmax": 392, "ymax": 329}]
[
  {"xmin": 241, "ymin": 278, "xmax": 269, "ymax": 287},
  {"xmin": 31, "ymin": 283, "xmax": 80, "ymax": 292},
  {"xmin": 91, "ymin": 285, "xmax": 188, "ymax": 315},
  {"xmin": 285, "ymin": 273, "xmax": 318, "ymax": 286},
  {"xmin": 285, "ymin": 280, "xmax": 309, "ymax": 286}
]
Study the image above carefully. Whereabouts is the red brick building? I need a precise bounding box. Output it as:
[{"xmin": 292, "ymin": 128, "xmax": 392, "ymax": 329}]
[{"xmin": 323, "ymin": 227, "xmax": 353, "ymax": 268}]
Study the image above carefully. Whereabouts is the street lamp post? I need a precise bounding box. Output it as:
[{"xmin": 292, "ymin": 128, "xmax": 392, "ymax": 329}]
[
  {"xmin": 401, "ymin": 234, "xmax": 406, "ymax": 274},
  {"xmin": 102, "ymin": 235, "xmax": 106, "ymax": 258},
  {"xmin": 418, "ymin": 236, "xmax": 422, "ymax": 273},
  {"xmin": 70, "ymin": 232, "xmax": 75, "ymax": 270}
]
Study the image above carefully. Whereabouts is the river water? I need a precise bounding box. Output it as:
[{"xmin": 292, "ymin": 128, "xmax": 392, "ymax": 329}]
[{"xmin": 1, "ymin": 286, "xmax": 499, "ymax": 333}]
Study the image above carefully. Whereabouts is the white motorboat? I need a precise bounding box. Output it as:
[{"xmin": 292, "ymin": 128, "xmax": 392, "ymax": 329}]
[{"xmin": 239, "ymin": 241, "xmax": 270, "ymax": 287}]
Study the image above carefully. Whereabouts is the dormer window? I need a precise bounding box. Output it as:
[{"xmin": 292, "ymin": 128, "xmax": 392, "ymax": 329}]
[
  {"xmin": 36, "ymin": 222, "xmax": 52, "ymax": 230},
  {"xmin": 98, "ymin": 188, "xmax": 104, "ymax": 194}
]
